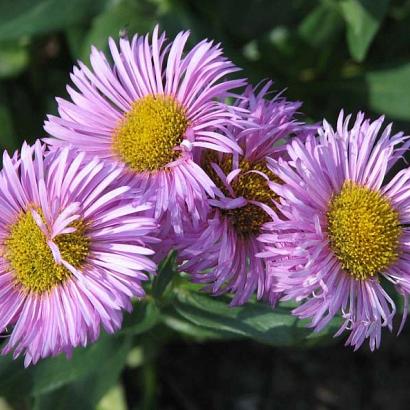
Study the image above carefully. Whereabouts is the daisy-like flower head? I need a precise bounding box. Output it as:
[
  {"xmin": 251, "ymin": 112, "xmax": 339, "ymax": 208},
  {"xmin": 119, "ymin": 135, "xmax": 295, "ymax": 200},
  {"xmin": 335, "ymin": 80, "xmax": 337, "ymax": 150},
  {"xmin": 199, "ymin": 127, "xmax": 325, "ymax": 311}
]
[
  {"xmin": 0, "ymin": 141, "xmax": 157, "ymax": 366},
  {"xmin": 259, "ymin": 111, "xmax": 410, "ymax": 350},
  {"xmin": 177, "ymin": 83, "xmax": 311, "ymax": 305},
  {"xmin": 44, "ymin": 26, "xmax": 245, "ymax": 234}
]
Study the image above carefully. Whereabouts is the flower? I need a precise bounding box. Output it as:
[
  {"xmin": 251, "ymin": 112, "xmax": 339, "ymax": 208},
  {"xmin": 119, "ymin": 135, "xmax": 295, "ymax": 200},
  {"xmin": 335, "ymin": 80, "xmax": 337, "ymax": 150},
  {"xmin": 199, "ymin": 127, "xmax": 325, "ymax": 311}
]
[
  {"xmin": 259, "ymin": 111, "xmax": 410, "ymax": 350},
  {"xmin": 177, "ymin": 83, "xmax": 310, "ymax": 305},
  {"xmin": 44, "ymin": 26, "xmax": 245, "ymax": 235},
  {"xmin": 0, "ymin": 141, "xmax": 157, "ymax": 366}
]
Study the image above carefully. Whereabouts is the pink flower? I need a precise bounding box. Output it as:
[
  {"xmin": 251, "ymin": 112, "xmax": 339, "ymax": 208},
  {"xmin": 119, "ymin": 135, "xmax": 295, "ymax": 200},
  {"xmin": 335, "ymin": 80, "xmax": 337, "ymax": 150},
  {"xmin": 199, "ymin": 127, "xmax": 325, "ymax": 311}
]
[
  {"xmin": 259, "ymin": 111, "xmax": 410, "ymax": 350},
  {"xmin": 44, "ymin": 26, "xmax": 245, "ymax": 235},
  {"xmin": 177, "ymin": 83, "xmax": 312, "ymax": 305},
  {"xmin": 0, "ymin": 141, "xmax": 157, "ymax": 365}
]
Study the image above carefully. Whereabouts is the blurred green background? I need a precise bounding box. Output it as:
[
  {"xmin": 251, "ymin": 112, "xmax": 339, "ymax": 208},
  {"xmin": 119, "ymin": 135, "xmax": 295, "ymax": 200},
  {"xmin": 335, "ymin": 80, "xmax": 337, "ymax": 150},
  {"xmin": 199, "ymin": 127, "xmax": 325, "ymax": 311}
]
[
  {"xmin": 1, "ymin": 0, "xmax": 410, "ymax": 152},
  {"xmin": 1, "ymin": 0, "xmax": 410, "ymax": 409}
]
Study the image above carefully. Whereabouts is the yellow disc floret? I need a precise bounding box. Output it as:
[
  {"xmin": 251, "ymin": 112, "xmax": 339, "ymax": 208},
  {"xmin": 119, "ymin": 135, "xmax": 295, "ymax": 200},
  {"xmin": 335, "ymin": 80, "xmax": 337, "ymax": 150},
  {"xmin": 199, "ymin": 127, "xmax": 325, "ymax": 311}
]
[
  {"xmin": 327, "ymin": 181, "xmax": 401, "ymax": 280},
  {"xmin": 112, "ymin": 95, "xmax": 189, "ymax": 172},
  {"xmin": 4, "ymin": 211, "xmax": 90, "ymax": 293},
  {"xmin": 204, "ymin": 152, "xmax": 281, "ymax": 237}
]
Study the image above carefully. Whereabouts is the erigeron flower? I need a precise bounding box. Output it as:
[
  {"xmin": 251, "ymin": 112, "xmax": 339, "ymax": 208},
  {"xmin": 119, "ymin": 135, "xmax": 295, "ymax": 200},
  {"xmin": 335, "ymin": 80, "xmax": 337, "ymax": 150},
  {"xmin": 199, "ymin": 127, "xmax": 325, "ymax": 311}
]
[
  {"xmin": 44, "ymin": 26, "xmax": 245, "ymax": 235},
  {"xmin": 0, "ymin": 142, "xmax": 157, "ymax": 365},
  {"xmin": 259, "ymin": 111, "xmax": 410, "ymax": 349}
]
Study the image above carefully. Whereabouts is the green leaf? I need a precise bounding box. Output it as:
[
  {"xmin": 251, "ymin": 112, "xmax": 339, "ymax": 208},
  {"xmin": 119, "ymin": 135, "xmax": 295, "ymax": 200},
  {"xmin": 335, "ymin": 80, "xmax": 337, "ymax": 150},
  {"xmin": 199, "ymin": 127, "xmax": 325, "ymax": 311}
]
[
  {"xmin": 365, "ymin": 62, "xmax": 410, "ymax": 120},
  {"xmin": 97, "ymin": 384, "xmax": 127, "ymax": 410},
  {"xmin": 340, "ymin": 0, "xmax": 390, "ymax": 62},
  {"xmin": 298, "ymin": 1, "xmax": 344, "ymax": 48},
  {"xmin": 121, "ymin": 301, "xmax": 160, "ymax": 335},
  {"xmin": 32, "ymin": 334, "xmax": 132, "ymax": 410},
  {"xmin": 0, "ymin": 332, "xmax": 130, "ymax": 400},
  {"xmin": 161, "ymin": 306, "xmax": 243, "ymax": 341},
  {"xmin": 152, "ymin": 250, "xmax": 177, "ymax": 299},
  {"xmin": 174, "ymin": 290, "xmax": 342, "ymax": 347},
  {"xmin": 290, "ymin": 60, "xmax": 410, "ymax": 122},
  {"xmin": 77, "ymin": 0, "xmax": 157, "ymax": 61},
  {"xmin": 0, "ymin": 0, "xmax": 107, "ymax": 41},
  {"xmin": 0, "ymin": 41, "xmax": 29, "ymax": 78}
]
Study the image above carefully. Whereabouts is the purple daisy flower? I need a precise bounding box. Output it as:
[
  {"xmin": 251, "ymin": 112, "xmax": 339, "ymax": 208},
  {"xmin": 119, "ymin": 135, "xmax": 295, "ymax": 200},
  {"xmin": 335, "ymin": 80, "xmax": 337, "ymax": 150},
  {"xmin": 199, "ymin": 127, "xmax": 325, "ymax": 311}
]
[
  {"xmin": 177, "ymin": 83, "xmax": 310, "ymax": 305},
  {"xmin": 44, "ymin": 26, "xmax": 245, "ymax": 235},
  {"xmin": 0, "ymin": 141, "xmax": 157, "ymax": 366},
  {"xmin": 259, "ymin": 111, "xmax": 410, "ymax": 350}
]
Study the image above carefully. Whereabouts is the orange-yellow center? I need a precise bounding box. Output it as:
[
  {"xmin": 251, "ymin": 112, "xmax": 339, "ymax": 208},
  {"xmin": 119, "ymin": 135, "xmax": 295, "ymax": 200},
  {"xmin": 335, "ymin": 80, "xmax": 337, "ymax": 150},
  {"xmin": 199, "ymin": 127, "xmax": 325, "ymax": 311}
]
[
  {"xmin": 4, "ymin": 211, "xmax": 89, "ymax": 293},
  {"xmin": 112, "ymin": 95, "xmax": 189, "ymax": 172},
  {"xmin": 327, "ymin": 181, "xmax": 401, "ymax": 280},
  {"xmin": 204, "ymin": 152, "xmax": 280, "ymax": 237}
]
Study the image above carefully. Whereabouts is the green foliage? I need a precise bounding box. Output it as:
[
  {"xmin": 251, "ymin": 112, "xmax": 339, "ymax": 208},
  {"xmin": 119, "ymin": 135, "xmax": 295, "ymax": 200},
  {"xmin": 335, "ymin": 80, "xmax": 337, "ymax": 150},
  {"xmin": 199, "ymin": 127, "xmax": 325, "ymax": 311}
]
[
  {"xmin": 32, "ymin": 335, "xmax": 132, "ymax": 410},
  {"xmin": 0, "ymin": 0, "xmax": 107, "ymax": 41},
  {"xmin": 151, "ymin": 251, "xmax": 177, "ymax": 299},
  {"xmin": 121, "ymin": 301, "xmax": 160, "ymax": 336},
  {"xmin": 366, "ymin": 63, "xmax": 410, "ymax": 120},
  {"xmin": 298, "ymin": 2, "xmax": 344, "ymax": 49},
  {"xmin": 0, "ymin": 333, "xmax": 132, "ymax": 408},
  {"xmin": 340, "ymin": 0, "xmax": 390, "ymax": 62},
  {"xmin": 0, "ymin": 41, "xmax": 29, "ymax": 79},
  {"xmin": 1, "ymin": 0, "xmax": 410, "ymax": 145},
  {"xmin": 67, "ymin": 0, "xmax": 157, "ymax": 61},
  {"xmin": 173, "ymin": 290, "xmax": 342, "ymax": 347}
]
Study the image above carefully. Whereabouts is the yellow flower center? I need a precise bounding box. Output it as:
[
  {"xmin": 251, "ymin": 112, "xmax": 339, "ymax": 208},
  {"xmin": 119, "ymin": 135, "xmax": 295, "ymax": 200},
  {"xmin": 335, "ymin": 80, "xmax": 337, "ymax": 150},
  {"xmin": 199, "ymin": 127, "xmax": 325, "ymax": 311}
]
[
  {"xmin": 4, "ymin": 211, "xmax": 90, "ymax": 293},
  {"xmin": 112, "ymin": 95, "xmax": 189, "ymax": 172},
  {"xmin": 204, "ymin": 153, "xmax": 280, "ymax": 237},
  {"xmin": 327, "ymin": 181, "xmax": 401, "ymax": 280}
]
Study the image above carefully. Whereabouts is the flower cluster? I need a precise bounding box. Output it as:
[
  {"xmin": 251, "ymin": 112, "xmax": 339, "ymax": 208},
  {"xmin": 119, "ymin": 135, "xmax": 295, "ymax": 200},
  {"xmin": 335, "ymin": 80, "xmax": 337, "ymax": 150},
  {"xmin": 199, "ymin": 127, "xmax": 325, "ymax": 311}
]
[{"xmin": 2, "ymin": 26, "xmax": 410, "ymax": 365}]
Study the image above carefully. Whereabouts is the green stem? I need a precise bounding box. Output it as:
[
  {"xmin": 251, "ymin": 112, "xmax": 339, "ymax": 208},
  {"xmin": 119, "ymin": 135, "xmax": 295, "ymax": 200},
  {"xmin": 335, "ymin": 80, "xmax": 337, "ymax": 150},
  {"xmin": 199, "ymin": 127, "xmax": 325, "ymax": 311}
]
[{"xmin": 141, "ymin": 344, "xmax": 158, "ymax": 410}]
